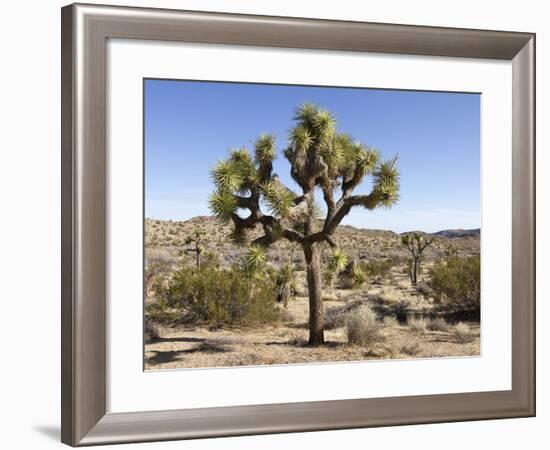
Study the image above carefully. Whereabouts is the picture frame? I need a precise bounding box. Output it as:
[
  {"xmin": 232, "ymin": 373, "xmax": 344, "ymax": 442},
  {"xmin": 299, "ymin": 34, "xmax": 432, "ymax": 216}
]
[{"xmin": 61, "ymin": 3, "xmax": 535, "ymax": 446}]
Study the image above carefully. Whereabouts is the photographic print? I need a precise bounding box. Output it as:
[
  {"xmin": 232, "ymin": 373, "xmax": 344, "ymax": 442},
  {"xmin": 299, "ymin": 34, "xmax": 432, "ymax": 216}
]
[{"xmin": 144, "ymin": 80, "xmax": 481, "ymax": 370}]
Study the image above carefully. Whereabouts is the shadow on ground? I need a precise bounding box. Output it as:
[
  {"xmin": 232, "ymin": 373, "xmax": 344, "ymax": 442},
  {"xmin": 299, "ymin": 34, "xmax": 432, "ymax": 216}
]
[{"xmin": 146, "ymin": 341, "xmax": 230, "ymax": 365}]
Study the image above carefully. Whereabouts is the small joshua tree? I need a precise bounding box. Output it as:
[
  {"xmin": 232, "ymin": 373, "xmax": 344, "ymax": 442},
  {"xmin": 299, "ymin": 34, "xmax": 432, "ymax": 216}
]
[
  {"xmin": 401, "ymin": 233, "xmax": 434, "ymax": 285},
  {"xmin": 243, "ymin": 245, "xmax": 267, "ymax": 277},
  {"xmin": 323, "ymin": 247, "xmax": 349, "ymax": 288},
  {"xmin": 276, "ymin": 263, "xmax": 297, "ymax": 305},
  {"xmin": 444, "ymin": 244, "xmax": 459, "ymax": 261},
  {"xmin": 209, "ymin": 103, "xmax": 399, "ymax": 345},
  {"xmin": 185, "ymin": 228, "xmax": 206, "ymax": 270}
]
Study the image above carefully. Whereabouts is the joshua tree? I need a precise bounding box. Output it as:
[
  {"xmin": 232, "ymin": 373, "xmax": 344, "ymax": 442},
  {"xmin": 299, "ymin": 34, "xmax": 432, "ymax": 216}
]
[
  {"xmin": 401, "ymin": 233, "xmax": 434, "ymax": 285},
  {"xmin": 185, "ymin": 228, "xmax": 206, "ymax": 270},
  {"xmin": 209, "ymin": 103, "xmax": 399, "ymax": 345}
]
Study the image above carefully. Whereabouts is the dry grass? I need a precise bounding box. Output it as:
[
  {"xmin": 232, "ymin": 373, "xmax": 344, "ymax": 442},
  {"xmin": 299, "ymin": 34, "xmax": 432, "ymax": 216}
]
[
  {"xmin": 382, "ymin": 315, "xmax": 399, "ymax": 328},
  {"xmin": 407, "ymin": 315, "xmax": 427, "ymax": 333},
  {"xmin": 452, "ymin": 322, "xmax": 475, "ymax": 343},
  {"xmin": 426, "ymin": 317, "xmax": 450, "ymax": 332},
  {"xmin": 345, "ymin": 305, "xmax": 385, "ymax": 346},
  {"xmin": 400, "ymin": 341, "xmax": 421, "ymax": 356}
]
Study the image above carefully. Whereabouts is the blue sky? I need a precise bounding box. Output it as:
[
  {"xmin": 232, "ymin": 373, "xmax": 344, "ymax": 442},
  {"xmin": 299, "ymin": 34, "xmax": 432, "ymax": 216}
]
[{"xmin": 144, "ymin": 79, "xmax": 480, "ymax": 233}]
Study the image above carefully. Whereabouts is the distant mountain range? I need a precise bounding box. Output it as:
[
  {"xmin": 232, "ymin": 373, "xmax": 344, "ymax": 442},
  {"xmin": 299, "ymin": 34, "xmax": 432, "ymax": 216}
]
[
  {"xmin": 430, "ymin": 228, "xmax": 480, "ymax": 238},
  {"xmin": 401, "ymin": 228, "xmax": 480, "ymax": 238}
]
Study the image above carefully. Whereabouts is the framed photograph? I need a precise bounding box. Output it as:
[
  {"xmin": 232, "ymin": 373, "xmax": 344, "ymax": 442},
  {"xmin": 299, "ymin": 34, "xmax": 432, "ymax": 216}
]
[{"xmin": 61, "ymin": 3, "xmax": 535, "ymax": 446}]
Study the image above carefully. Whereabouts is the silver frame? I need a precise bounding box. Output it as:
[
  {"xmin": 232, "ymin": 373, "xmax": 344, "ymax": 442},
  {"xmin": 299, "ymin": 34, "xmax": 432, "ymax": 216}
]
[{"xmin": 61, "ymin": 3, "xmax": 535, "ymax": 446}]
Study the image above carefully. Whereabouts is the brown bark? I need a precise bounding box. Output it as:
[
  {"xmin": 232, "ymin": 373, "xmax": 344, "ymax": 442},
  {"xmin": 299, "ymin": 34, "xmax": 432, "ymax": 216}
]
[
  {"xmin": 413, "ymin": 256, "xmax": 419, "ymax": 285},
  {"xmin": 304, "ymin": 244, "xmax": 324, "ymax": 346}
]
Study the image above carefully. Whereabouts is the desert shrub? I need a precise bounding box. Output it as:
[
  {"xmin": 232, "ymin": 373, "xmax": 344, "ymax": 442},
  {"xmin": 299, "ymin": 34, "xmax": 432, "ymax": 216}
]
[
  {"xmin": 345, "ymin": 305, "xmax": 384, "ymax": 346},
  {"xmin": 400, "ymin": 341, "xmax": 420, "ymax": 356},
  {"xmin": 325, "ymin": 300, "xmax": 366, "ymax": 330},
  {"xmin": 144, "ymin": 316, "xmax": 159, "ymax": 343},
  {"xmin": 160, "ymin": 265, "xmax": 279, "ymax": 327},
  {"xmin": 279, "ymin": 308, "xmax": 295, "ymax": 323},
  {"xmin": 286, "ymin": 329, "xmax": 308, "ymax": 346},
  {"xmin": 426, "ymin": 317, "xmax": 449, "ymax": 332},
  {"xmin": 145, "ymin": 298, "xmax": 181, "ymax": 325},
  {"xmin": 202, "ymin": 251, "xmax": 220, "ymax": 269},
  {"xmin": 389, "ymin": 300, "xmax": 411, "ymax": 323},
  {"xmin": 407, "ymin": 315, "xmax": 427, "ymax": 333},
  {"xmin": 144, "ymin": 258, "xmax": 171, "ymax": 297},
  {"xmin": 416, "ymin": 281, "xmax": 434, "ymax": 298},
  {"xmin": 429, "ymin": 256, "xmax": 480, "ymax": 318},
  {"xmin": 325, "ymin": 305, "xmax": 348, "ymax": 330},
  {"xmin": 379, "ymin": 287, "xmax": 401, "ymax": 304},
  {"xmin": 383, "ymin": 315, "xmax": 399, "ymax": 328},
  {"xmin": 363, "ymin": 258, "xmax": 394, "ymax": 280},
  {"xmin": 452, "ymin": 322, "xmax": 475, "ymax": 343}
]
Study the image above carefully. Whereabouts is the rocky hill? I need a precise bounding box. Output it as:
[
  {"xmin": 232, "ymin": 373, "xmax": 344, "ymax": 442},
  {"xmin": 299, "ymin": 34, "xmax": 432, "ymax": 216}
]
[{"xmin": 145, "ymin": 216, "xmax": 480, "ymax": 270}]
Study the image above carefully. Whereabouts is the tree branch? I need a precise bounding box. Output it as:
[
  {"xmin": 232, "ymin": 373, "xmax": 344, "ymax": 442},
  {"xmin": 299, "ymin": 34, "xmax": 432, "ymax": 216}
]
[
  {"xmin": 323, "ymin": 193, "xmax": 378, "ymax": 235},
  {"xmin": 322, "ymin": 187, "xmax": 336, "ymax": 228}
]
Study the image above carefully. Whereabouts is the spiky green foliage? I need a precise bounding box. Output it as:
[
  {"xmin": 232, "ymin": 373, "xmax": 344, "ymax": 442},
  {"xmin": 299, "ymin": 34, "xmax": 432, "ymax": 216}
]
[
  {"xmin": 323, "ymin": 248, "xmax": 349, "ymax": 288},
  {"xmin": 210, "ymin": 159, "xmax": 244, "ymax": 192},
  {"xmin": 328, "ymin": 248, "xmax": 348, "ymax": 272},
  {"xmin": 284, "ymin": 103, "xmax": 399, "ymax": 205},
  {"xmin": 254, "ymin": 134, "xmax": 276, "ymax": 164},
  {"xmin": 371, "ymin": 157, "xmax": 400, "ymax": 207},
  {"xmin": 261, "ymin": 179, "xmax": 297, "ymax": 218},
  {"xmin": 208, "ymin": 189, "xmax": 237, "ymax": 223},
  {"xmin": 244, "ymin": 245, "xmax": 267, "ymax": 275},
  {"xmin": 351, "ymin": 265, "xmax": 368, "ymax": 289}
]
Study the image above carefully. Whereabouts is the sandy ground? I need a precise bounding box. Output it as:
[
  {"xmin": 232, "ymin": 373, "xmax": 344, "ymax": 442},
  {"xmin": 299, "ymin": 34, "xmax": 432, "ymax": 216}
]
[{"xmin": 145, "ymin": 280, "xmax": 480, "ymax": 370}]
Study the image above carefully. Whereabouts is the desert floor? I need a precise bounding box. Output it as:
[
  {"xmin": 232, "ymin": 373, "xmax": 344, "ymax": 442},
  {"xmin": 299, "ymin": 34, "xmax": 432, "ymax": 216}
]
[{"xmin": 145, "ymin": 267, "xmax": 480, "ymax": 370}]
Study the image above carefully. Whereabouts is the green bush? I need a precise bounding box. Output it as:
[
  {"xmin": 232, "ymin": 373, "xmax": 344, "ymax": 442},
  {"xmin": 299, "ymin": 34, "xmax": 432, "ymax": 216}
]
[
  {"xmin": 160, "ymin": 265, "xmax": 280, "ymax": 327},
  {"xmin": 145, "ymin": 297, "xmax": 180, "ymax": 325},
  {"xmin": 362, "ymin": 258, "xmax": 394, "ymax": 279},
  {"xmin": 429, "ymin": 255, "xmax": 480, "ymax": 318}
]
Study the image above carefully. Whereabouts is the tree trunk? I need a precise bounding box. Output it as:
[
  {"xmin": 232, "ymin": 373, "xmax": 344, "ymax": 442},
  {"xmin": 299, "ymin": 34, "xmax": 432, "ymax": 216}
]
[
  {"xmin": 196, "ymin": 250, "xmax": 201, "ymax": 271},
  {"xmin": 304, "ymin": 244, "xmax": 324, "ymax": 346},
  {"xmin": 413, "ymin": 256, "xmax": 419, "ymax": 285}
]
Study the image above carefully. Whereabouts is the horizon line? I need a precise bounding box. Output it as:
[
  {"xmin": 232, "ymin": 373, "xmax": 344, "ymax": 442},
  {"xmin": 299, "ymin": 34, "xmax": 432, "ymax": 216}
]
[{"xmin": 144, "ymin": 215, "xmax": 480, "ymax": 236}]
